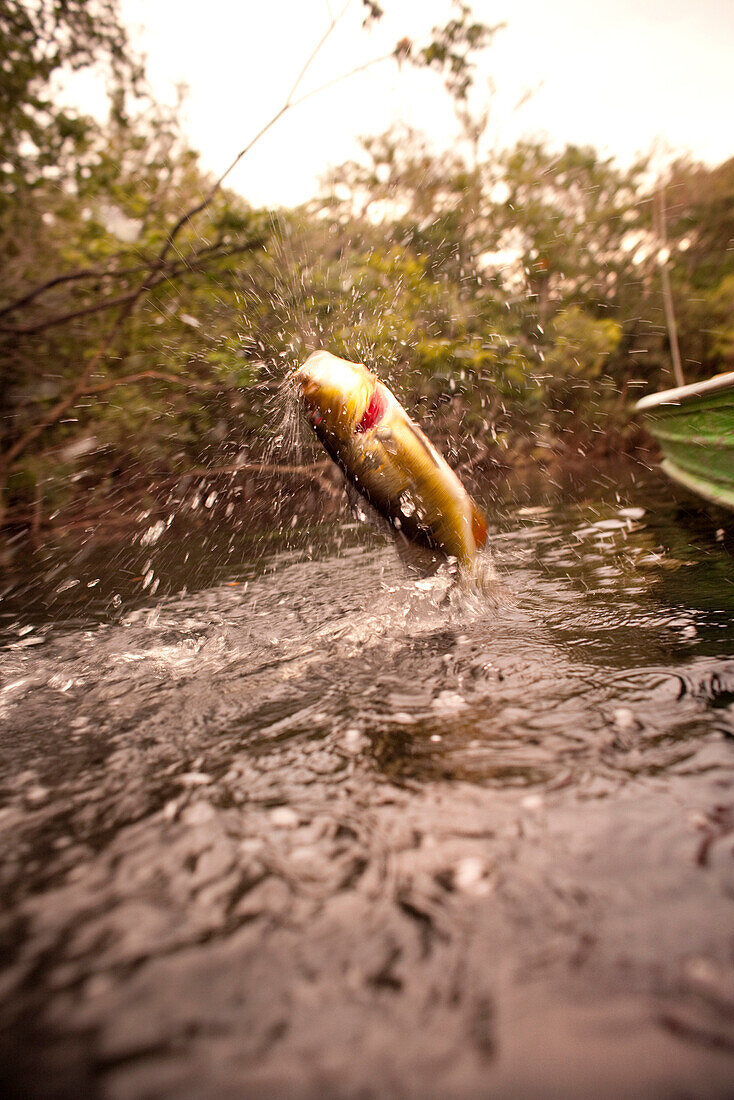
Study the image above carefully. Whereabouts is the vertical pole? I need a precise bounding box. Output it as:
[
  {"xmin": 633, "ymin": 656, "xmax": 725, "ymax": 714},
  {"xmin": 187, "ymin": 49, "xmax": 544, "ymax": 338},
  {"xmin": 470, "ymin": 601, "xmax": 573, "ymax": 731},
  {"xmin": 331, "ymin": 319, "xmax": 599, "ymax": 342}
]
[{"xmin": 655, "ymin": 185, "xmax": 685, "ymax": 388}]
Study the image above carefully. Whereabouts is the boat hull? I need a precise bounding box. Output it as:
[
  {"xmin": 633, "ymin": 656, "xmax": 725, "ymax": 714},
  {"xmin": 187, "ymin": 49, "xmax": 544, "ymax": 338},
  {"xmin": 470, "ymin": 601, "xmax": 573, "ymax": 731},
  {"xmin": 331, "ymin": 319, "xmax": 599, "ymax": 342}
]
[{"xmin": 635, "ymin": 373, "xmax": 734, "ymax": 511}]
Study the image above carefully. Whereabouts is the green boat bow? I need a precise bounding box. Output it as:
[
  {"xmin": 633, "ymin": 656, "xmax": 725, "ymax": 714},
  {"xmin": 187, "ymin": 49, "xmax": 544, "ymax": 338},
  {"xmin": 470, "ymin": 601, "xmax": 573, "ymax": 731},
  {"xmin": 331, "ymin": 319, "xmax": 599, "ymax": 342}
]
[{"xmin": 635, "ymin": 372, "xmax": 734, "ymax": 511}]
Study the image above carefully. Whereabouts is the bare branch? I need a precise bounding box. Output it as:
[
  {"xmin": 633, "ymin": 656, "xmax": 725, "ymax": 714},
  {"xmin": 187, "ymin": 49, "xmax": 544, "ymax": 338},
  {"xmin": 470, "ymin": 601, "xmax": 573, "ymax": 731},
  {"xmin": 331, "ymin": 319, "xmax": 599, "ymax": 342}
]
[
  {"xmin": 0, "ymin": 286, "xmax": 158, "ymax": 336},
  {"xmin": 289, "ymin": 52, "xmax": 393, "ymax": 109},
  {"xmin": 87, "ymin": 371, "xmax": 216, "ymax": 394},
  {"xmin": 146, "ymin": 2, "xmax": 369, "ymax": 263},
  {"xmin": 0, "ymin": 263, "xmax": 154, "ymax": 320},
  {"xmin": 182, "ymin": 460, "xmax": 341, "ymax": 500},
  {"xmin": 187, "ymin": 460, "xmax": 330, "ymax": 477},
  {"xmin": 2, "ymin": 322, "xmax": 126, "ymax": 472},
  {"xmin": 0, "ymin": 236, "xmax": 260, "ymax": 322},
  {"xmin": 286, "ymin": 0, "xmax": 352, "ymax": 105},
  {"xmin": 0, "ymin": 241, "xmax": 261, "ymax": 336}
]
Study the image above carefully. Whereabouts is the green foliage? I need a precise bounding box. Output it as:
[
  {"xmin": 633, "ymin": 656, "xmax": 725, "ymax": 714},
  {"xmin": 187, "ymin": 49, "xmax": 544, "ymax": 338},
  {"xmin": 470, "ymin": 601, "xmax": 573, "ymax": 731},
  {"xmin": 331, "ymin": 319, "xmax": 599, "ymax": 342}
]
[
  {"xmin": 665, "ymin": 157, "xmax": 734, "ymax": 289},
  {"xmin": 546, "ymin": 309, "xmax": 622, "ymax": 381},
  {"xmin": 706, "ymin": 275, "xmax": 734, "ymax": 364},
  {"xmin": 399, "ymin": 1, "xmax": 501, "ymax": 101},
  {"xmin": 0, "ymin": 0, "xmax": 731, "ymax": 531},
  {"xmin": 0, "ymin": 0, "xmax": 143, "ymax": 205},
  {"xmin": 0, "ymin": 85, "xmax": 271, "ymax": 507}
]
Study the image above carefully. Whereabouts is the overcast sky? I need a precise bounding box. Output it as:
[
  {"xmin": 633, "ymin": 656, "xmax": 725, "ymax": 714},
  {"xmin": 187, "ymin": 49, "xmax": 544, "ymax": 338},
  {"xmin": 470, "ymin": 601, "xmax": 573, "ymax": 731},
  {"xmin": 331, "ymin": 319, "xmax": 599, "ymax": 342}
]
[{"xmin": 104, "ymin": 0, "xmax": 734, "ymax": 208}]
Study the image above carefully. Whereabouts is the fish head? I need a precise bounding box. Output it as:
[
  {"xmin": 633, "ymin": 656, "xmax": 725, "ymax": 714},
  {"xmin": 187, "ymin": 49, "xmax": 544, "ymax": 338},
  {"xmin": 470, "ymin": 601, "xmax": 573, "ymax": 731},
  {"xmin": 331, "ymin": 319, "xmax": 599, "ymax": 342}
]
[{"xmin": 295, "ymin": 351, "xmax": 387, "ymax": 438}]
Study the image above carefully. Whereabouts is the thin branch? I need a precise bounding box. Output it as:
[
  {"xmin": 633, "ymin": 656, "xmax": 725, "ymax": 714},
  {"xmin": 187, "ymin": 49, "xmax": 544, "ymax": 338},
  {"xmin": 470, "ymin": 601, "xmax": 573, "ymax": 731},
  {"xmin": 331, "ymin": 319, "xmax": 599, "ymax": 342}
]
[
  {"xmin": 181, "ymin": 459, "xmax": 341, "ymax": 500},
  {"xmin": 0, "ymin": 264, "xmax": 151, "ymax": 320},
  {"xmin": 152, "ymin": 105, "xmax": 291, "ymax": 268},
  {"xmin": 286, "ymin": 0, "xmax": 352, "ymax": 105},
  {"xmin": 87, "ymin": 370, "xmax": 216, "ymax": 394},
  {"xmin": 8, "ymin": 460, "xmax": 339, "ymax": 527},
  {"xmin": 0, "ymin": 237, "xmax": 258, "ymax": 321},
  {"xmin": 2, "ymin": 317, "xmax": 128, "ymax": 472},
  {"xmin": 187, "ymin": 460, "xmax": 330, "ymax": 477},
  {"xmin": 0, "ymin": 286, "xmax": 157, "ymax": 336},
  {"xmin": 148, "ymin": 2, "xmax": 374, "ymax": 259},
  {"xmin": 0, "ymin": 241, "xmax": 260, "ymax": 335},
  {"xmin": 289, "ymin": 52, "xmax": 393, "ymax": 110}
]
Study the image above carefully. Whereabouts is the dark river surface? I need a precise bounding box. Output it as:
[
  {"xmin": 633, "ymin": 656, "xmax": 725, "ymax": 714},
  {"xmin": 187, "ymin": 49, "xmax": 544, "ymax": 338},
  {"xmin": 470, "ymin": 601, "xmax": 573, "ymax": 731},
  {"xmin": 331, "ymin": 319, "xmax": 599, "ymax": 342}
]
[{"xmin": 1, "ymin": 470, "xmax": 734, "ymax": 1098}]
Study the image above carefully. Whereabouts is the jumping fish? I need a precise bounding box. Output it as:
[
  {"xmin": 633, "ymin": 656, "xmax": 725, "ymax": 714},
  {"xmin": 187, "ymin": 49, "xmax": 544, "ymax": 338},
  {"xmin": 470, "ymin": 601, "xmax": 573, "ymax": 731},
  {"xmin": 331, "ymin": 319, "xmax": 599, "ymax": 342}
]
[{"xmin": 295, "ymin": 350, "xmax": 488, "ymax": 569}]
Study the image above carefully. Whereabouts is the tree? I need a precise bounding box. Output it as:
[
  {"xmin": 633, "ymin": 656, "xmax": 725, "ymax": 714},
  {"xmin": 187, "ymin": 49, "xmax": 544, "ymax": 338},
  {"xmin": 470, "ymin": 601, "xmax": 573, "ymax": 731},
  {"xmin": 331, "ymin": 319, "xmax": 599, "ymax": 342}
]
[
  {"xmin": 0, "ymin": 0, "xmax": 142, "ymax": 198},
  {"xmin": 0, "ymin": 0, "xmax": 499, "ymax": 531}
]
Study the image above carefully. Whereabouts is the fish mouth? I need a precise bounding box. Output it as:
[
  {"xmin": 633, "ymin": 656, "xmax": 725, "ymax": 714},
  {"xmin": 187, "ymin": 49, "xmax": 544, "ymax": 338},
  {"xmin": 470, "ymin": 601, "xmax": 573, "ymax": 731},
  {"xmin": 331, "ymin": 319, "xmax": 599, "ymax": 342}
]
[
  {"xmin": 295, "ymin": 352, "xmax": 383, "ymax": 434},
  {"xmin": 300, "ymin": 379, "xmax": 387, "ymax": 436}
]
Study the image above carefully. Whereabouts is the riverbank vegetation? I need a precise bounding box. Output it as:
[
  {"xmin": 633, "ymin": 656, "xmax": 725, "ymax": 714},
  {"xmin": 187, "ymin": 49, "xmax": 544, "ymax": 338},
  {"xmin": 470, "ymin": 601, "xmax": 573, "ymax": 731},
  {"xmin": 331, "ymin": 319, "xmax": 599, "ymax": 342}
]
[{"xmin": 1, "ymin": 0, "xmax": 732, "ymax": 539}]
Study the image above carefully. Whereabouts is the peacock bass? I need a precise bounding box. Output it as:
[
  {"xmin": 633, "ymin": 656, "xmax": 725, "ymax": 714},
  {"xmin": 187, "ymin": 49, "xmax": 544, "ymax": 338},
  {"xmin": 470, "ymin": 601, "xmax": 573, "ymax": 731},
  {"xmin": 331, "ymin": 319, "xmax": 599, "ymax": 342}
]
[{"xmin": 295, "ymin": 350, "xmax": 488, "ymax": 568}]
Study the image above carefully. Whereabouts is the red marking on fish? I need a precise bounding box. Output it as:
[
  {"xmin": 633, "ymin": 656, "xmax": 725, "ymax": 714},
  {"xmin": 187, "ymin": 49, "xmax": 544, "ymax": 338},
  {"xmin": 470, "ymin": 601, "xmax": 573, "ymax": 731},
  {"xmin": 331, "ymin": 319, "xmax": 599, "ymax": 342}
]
[{"xmin": 355, "ymin": 385, "xmax": 387, "ymax": 433}]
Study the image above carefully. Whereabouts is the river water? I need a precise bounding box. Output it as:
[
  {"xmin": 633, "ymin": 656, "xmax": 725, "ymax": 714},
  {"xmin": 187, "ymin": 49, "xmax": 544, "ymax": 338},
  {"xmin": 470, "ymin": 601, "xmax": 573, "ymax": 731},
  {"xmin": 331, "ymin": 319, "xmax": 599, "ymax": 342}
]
[{"xmin": 1, "ymin": 471, "xmax": 733, "ymax": 1098}]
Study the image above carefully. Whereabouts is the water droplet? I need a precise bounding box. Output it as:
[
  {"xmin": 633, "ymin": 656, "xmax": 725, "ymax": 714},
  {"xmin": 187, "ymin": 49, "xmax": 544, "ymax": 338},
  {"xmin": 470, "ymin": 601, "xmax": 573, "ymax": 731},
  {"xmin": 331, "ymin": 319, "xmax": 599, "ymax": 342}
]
[
  {"xmin": 270, "ymin": 806, "xmax": 299, "ymax": 828},
  {"xmin": 400, "ymin": 493, "xmax": 416, "ymax": 517},
  {"xmin": 613, "ymin": 707, "xmax": 637, "ymax": 731},
  {"xmin": 618, "ymin": 507, "xmax": 645, "ymax": 520},
  {"xmin": 454, "ymin": 857, "xmax": 491, "ymax": 895}
]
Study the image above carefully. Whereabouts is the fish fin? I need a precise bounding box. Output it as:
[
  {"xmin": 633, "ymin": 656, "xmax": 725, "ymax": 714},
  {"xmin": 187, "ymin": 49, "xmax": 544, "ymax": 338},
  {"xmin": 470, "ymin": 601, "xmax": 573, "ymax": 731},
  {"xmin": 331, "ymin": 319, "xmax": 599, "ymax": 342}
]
[
  {"xmin": 471, "ymin": 501, "xmax": 488, "ymax": 550},
  {"xmin": 392, "ymin": 530, "xmax": 443, "ymax": 576},
  {"xmin": 344, "ymin": 480, "xmax": 361, "ymax": 512},
  {"xmin": 345, "ymin": 477, "xmax": 388, "ymax": 532},
  {"xmin": 403, "ymin": 419, "xmax": 441, "ymax": 468}
]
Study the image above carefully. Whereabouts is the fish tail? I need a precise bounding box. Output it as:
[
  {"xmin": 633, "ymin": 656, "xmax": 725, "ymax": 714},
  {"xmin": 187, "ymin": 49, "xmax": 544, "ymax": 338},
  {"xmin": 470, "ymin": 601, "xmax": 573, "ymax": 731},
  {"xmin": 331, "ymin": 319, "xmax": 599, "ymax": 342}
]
[{"xmin": 470, "ymin": 501, "xmax": 488, "ymax": 550}]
